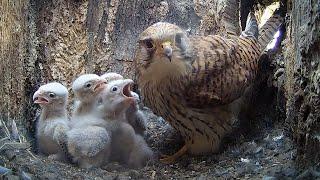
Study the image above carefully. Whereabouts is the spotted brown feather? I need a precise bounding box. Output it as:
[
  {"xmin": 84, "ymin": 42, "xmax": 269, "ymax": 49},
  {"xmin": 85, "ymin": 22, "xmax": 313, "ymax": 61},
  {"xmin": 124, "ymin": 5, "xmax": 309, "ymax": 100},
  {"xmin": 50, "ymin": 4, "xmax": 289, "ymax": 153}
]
[{"xmin": 134, "ymin": 12, "xmax": 283, "ymax": 161}]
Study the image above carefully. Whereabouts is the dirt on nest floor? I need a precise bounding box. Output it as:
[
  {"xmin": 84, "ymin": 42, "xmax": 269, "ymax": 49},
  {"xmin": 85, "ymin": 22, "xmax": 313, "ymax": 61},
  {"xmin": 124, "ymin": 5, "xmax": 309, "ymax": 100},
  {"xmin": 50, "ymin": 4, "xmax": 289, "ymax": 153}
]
[{"xmin": 0, "ymin": 107, "xmax": 313, "ymax": 179}]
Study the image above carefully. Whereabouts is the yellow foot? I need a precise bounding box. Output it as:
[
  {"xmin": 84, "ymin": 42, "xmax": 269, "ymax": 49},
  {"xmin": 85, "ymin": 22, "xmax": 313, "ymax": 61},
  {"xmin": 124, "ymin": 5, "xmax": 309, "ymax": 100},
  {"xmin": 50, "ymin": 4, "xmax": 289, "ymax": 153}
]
[{"xmin": 160, "ymin": 144, "xmax": 188, "ymax": 164}]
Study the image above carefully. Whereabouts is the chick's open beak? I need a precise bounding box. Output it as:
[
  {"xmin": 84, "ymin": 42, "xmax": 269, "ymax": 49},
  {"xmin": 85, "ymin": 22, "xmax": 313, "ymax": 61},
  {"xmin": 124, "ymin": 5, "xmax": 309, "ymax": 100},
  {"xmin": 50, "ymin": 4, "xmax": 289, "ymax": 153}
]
[
  {"xmin": 121, "ymin": 79, "xmax": 135, "ymax": 105},
  {"xmin": 33, "ymin": 90, "xmax": 49, "ymax": 104},
  {"xmin": 162, "ymin": 41, "xmax": 172, "ymax": 62},
  {"xmin": 121, "ymin": 79, "xmax": 134, "ymax": 97},
  {"xmin": 93, "ymin": 79, "xmax": 107, "ymax": 92}
]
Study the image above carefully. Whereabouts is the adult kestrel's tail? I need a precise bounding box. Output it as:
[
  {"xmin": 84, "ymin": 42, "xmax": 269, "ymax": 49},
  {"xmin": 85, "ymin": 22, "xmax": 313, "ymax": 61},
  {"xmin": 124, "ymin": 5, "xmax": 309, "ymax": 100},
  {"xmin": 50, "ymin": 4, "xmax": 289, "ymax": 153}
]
[
  {"xmin": 258, "ymin": 10, "xmax": 284, "ymax": 51},
  {"xmin": 241, "ymin": 12, "xmax": 259, "ymax": 39}
]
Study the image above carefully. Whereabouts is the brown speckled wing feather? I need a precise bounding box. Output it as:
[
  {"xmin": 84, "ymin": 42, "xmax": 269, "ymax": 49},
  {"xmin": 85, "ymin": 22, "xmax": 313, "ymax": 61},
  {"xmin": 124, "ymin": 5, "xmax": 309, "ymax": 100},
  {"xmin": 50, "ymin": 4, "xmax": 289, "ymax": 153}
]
[{"xmin": 184, "ymin": 35, "xmax": 261, "ymax": 108}]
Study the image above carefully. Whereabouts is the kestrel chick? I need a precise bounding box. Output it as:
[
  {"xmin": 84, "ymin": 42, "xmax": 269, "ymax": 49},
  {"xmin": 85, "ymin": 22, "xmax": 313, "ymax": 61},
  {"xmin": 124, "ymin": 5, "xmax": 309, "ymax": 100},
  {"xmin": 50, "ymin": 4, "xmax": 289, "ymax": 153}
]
[
  {"xmin": 100, "ymin": 72, "xmax": 147, "ymax": 135},
  {"xmin": 71, "ymin": 74, "xmax": 107, "ymax": 116},
  {"xmin": 33, "ymin": 82, "xmax": 70, "ymax": 162},
  {"xmin": 97, "ymin": 79, "xmax": 136, "ymax": 119},
  {"xmin": 135, "ymin": 12, "xmax": 282, "ymax": 163},
  {"xmin": 68, "ymin": 74, "xmax": 112, "ymax": 168},
  {"xmin": 98, "ymin": 79, "xmax": 154, "ymax": 168}
]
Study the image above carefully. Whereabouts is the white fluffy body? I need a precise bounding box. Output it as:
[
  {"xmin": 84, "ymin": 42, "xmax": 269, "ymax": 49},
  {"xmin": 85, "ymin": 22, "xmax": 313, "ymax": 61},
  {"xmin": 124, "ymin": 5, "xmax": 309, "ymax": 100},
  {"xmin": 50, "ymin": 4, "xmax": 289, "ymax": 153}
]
[
  {"xmin": 67, "ymin": 74, "xmax": 111, "ymax": 168},
  {"xmin": 67, "ymin": 124, "xmax": 111, "ymax": 168},
  {"xmin": 34, "ymin": 82, "xmax": 70, "ymax": 162},
  {"xmin": 97, "ymin": 79, "xmax": 153, "ymax": 168}
]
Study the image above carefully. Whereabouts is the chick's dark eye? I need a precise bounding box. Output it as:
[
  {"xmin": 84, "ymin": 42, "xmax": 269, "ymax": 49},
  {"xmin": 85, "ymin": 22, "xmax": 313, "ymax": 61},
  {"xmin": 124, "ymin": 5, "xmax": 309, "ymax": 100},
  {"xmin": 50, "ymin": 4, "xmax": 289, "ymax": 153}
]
[
  {"xmin": 49, "ymin": 93, "xmax": 56, "ymax": 98},
  {"xmin": 111, "ymin": 86, "xmax": 118, "ymax": 92},
  {"xmin": 144, "ymin": 39, "xmax": 154, "ymax": 49},
  {"xmin": 86, "ymin": 83, "xmax": 91, "ymax": 88}
]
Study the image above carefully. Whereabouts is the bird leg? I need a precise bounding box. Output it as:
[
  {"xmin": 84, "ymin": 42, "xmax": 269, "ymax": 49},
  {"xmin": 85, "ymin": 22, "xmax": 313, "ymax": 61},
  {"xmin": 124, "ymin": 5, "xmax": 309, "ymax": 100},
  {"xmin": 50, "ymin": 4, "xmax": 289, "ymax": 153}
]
[{"xmin": 160, "ymin": 144, "xmax": 188, "ymax": 164}]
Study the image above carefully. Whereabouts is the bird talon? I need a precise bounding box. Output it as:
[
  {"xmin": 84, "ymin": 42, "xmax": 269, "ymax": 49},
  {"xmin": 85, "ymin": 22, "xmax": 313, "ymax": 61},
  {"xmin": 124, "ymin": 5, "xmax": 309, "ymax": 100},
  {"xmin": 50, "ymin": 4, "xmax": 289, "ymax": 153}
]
[
  {"xmin": 160, "ymin": 155, "xmax": 177, "ymax": 164},
  {"xmin": 159, "ymin": 144, "xmax": 188, "ymax": 164},
  {"xmin": 160, "ymin": 154, "xmax": 169, "ymax": 158}
]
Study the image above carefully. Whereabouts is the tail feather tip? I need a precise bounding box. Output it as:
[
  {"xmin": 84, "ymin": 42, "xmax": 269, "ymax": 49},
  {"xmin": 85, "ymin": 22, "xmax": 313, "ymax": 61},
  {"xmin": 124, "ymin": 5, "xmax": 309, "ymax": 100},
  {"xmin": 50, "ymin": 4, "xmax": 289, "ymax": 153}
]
[{"xmin": 242, "ymin": 12, "xmax": 259, "ymax": 39}]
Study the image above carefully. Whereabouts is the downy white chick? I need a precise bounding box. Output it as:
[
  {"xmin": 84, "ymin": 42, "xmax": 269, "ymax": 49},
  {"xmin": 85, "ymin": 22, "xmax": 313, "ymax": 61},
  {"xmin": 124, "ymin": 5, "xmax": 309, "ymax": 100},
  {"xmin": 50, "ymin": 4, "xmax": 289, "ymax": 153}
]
[
  {"xmin": 33, "ymin": 82, "xmax": 70, "ymax": 162},
  {"xmin": 67, "ymin": 74, "xmax": 111, "ymax": 168},
  {"xmin": 100, "ymin": 72, "xmax": 147, "ymax": 136},
  {"xmin": 71, "ymin": 74, "xmax": 107, "ymax": 116},
  {"xmin": 98, "ymin": 79, "xmax": 153, "ymax": 168}
]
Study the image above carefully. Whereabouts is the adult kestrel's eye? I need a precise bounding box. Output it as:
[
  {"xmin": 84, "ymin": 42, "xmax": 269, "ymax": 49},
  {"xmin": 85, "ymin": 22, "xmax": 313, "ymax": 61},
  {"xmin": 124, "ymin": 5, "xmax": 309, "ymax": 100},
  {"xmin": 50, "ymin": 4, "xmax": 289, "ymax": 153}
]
[
  {"xmin": 175, "ymin": 33, "xmax": 182, "ymax": 44},
  {"xmin": 144, "ymin": 39, "xmax": 154, "ymax": 49},
  {"xmin": 175, "ymin": 33, "xmax": 186, "ymax": 51}
]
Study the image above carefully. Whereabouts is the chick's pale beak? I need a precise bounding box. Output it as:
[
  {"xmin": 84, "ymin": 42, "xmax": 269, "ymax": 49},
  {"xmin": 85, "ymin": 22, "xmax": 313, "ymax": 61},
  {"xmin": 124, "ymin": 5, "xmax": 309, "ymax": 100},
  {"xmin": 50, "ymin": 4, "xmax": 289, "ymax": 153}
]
[
  {"xmin": 162, "ymin": 41, "xmax": 172, "ymax": 61},
  {"xmin": 94, "ymin": 79, "xmax": 107, "ymax": 92},
  {"xmin": 122, "ymin": 79, "xmax": 136, "ymax": 105},
  {"xmin": 121, "ymin": 79, "xmax": 134, "ymax": 98},
  {"xmin": 33, "ymin": 90, "xmax": 49, "ymax": 104}
]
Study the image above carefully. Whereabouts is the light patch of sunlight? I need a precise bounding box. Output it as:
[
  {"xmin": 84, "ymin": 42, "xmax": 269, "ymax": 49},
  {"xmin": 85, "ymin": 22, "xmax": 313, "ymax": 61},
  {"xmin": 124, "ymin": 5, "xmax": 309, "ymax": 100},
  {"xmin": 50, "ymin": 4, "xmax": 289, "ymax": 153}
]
[
  {"xmin": 260, "ymin": 2, "xmax": 281, "ymax": 50},
  {"xmin": 259, "ymin": 2, "xmax": 280, "ymax": 28},
  {"xmin": 267, "ymin": 30, "xmax": 281, "ymax": 50}
]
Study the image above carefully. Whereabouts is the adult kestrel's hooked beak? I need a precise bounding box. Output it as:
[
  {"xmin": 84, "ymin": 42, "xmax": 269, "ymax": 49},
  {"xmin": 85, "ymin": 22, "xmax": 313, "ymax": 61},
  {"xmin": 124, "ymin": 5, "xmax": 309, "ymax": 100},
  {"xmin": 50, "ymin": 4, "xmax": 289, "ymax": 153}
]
[
  {"xmin": 162, "ymin": 41, "xmax": 172, "ymax": 62},
  {"xmin": 93, "ymin": 79, "xmax": 107, "ymax": 92}
]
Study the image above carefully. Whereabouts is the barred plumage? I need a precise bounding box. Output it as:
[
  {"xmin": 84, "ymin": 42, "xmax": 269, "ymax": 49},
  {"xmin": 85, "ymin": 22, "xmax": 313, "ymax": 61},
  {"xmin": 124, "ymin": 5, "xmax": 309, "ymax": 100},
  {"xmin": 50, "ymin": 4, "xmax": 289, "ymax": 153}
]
[
  {"xmin": 134, "ymin": 12, "xmax": 282, "ymax": 163},
  {"xmin": 258, "ymin": 13, "xmax": 283, "ymax": 51}
]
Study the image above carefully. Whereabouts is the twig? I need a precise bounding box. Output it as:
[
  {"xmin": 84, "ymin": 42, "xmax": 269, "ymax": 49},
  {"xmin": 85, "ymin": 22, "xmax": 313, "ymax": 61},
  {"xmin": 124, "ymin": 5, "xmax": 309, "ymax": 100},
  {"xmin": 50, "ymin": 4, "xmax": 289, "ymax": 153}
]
[
  {"xmin": 19, "ymin": 134, "xmax": 27, "ymax": 143},
  {"xmin": 26, "ymin": 149, "xmax": 38, "ymax": 160},
  {"xmin": 0, "ymin": 142, "xmax": 30, "ymax": 151},
  {"xmin": 11, "ymin": 119, "xmax": 20, "ymax": 141},
  {"xmin": 0, "ymin": 137, "xmax": 9, "ymax": 143},
  {"xmin": 0, "ymin": 119, "xmax": 10, "ymax": 138}
]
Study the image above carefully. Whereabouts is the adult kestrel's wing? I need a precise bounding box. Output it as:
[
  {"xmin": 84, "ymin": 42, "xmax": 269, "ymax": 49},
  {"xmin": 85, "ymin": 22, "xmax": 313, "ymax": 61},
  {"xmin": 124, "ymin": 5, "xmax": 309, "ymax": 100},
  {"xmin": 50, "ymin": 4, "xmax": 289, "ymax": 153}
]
[
  {"xmin": 184, "ymin": 35, "xmax": 261, "ymax": 108},
  {"xmin": 183, "ymin": 11, "xmax": 283, "ymax": 108}
]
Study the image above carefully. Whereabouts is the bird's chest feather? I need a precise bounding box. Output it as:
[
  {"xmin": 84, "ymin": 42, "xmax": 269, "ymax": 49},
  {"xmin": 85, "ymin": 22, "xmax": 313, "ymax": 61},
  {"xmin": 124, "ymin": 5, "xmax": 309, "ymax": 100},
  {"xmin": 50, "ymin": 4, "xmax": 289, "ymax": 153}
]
[
  {"xmin": 140, "ymin": 76, "xmax": 199, "ymax": 137},
  {"xmin": 138, "ymin": 58, "xmax": 190, "ymax": 116},
  {"xmin": 141, "ymin": 78, "xmax": 183, "ymax": 119},
  {"xmin": 139, "ymin": 72, "xmax": 235, "ymax": 142}
]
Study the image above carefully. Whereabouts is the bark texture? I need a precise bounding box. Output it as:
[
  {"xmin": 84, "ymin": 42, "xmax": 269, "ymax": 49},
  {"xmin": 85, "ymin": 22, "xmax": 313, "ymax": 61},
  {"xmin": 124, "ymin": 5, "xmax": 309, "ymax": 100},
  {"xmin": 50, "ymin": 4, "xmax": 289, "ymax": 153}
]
[
  {"xmin": 0, "ymin": 0, "xmax": 230, "ymax": 132},
  {"xmin": 0, "ymin": 0, "xmax": 37, "ymax": 133},
  {"xmin": 0, "ymin": 0, "xmax": 319, "ymax": 169},
  {"xmin": 284, "ymin": 0, "xmax": 320, "ymax": 168}
]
